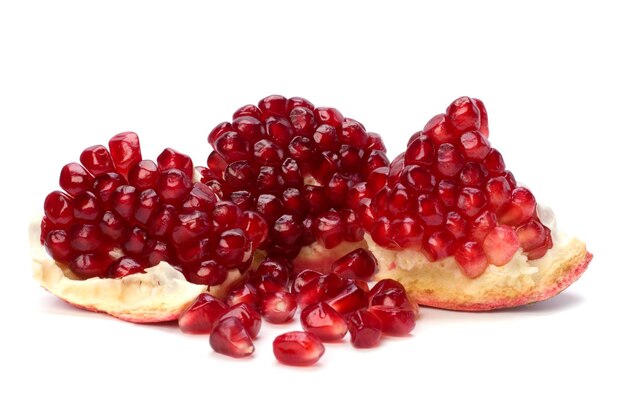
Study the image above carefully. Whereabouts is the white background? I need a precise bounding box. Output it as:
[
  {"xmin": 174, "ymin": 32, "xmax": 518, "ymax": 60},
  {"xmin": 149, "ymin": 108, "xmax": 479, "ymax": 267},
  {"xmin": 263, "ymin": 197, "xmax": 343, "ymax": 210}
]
[{"xmin": 1, "ymin": 1, "xmax": 624, "ymax": 416}]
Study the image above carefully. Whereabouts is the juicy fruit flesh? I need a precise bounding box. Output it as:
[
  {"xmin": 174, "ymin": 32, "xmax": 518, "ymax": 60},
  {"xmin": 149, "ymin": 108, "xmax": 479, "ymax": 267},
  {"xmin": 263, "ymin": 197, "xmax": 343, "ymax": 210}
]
[
  {"xmin": 201, "ymin": 95, "xmax": 389, "ymax": 261},
  {"xmin": 362, "ymin": 97, "xmax": 553, "ymax": 278},
  {"xmin": 41, "ymin": 133, "xmax": 264, "ymax": 281}
]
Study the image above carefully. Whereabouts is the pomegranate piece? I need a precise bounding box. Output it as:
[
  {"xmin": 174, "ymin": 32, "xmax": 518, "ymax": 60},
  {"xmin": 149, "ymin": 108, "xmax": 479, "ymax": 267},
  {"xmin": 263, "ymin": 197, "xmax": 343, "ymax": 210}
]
[
  {"xmin": 200, "ymin": 95, "xmax": 389, "ymax": 260},
  {"xmin": 300, "ymin": 302, "xmax": 348, "ymax": 342},
  {"xmin": 369, "ymin": 306, "xmax": 416, "ymax": 336},
  {"xmin": 178, "ymin": 293, "xmax": 227, "ymax": 334},
  {"xmin": 219, "ymin": 303, "xmax": 262, "ymax": 338},
  {"xmin": 348, "ymin": 310, "xmax": 383, "ymax": 348},
  {"xmin": 260, "ymin": 291, "xmax": 297, "ymax": 323},
  {"xmin": 210, "ymin": 317, "xmax": 255, "ymax": 358},
  {"xmin": 330, "ymin": 248, "xmax": 378, "ymax": 281},
  {"xmin": 273, "ymin": 331, "xmax": 325, "ymax": 366}
]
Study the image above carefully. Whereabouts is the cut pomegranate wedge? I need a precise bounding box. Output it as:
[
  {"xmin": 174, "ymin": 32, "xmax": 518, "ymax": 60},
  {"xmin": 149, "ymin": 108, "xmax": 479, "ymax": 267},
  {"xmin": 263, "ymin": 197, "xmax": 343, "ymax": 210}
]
[
  {"xmin": 361, "ymin": 97, "xmax": 592, "ymax": 311},
  {"xmin": 32, "ymin": 133, "xmax": 264, "ymax": 322},
  {"xmin": 199, "ymin": 95, "xmax": 389, "ymax": 272}
]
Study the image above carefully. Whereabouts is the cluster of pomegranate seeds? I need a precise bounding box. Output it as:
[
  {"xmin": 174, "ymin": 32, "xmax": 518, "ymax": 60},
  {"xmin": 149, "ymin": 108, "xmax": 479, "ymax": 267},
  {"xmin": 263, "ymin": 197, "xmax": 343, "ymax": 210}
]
[
  {"xmin": 41, "ymin": 132, "xmax": 265, "ymax": 280},
  {"xmin": 178, "ymin": 248, "xmax": 418, "ymax": 365},
  {"xmin": 198, "ymin": 94, "xmax": 389, "ymax": 259},
  {"xmin": 359, "ymin": 97, "xmax": 553, "ymax": 277}
]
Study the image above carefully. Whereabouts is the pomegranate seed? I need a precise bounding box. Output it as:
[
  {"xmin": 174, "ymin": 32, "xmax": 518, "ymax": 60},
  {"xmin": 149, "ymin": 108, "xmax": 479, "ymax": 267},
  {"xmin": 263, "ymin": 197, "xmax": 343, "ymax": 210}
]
[
  {"xmin": 369, "ymin": 305, "xmax": 416, "ymax": 336},
  {"xmin": 92, "ymin": 172, "xmax": 125, "ymax": 205},
  {"xmin": 127, "ymin": 160, "xmax": 159, "ymax": 191},
  {"xmin": 266, "ymin": 116, "xmax": 294, "ymax": 146},
  {"xmin": 417, "ymin": 195, "xmax": 445, "ymax": 226},
  {"xmin": 300, "ymin": 302, "xmax": 348, "ymax": 341},
  {"xmin": 207, "ymin": 151, "xmax": 227, "ymax": 174},
  {"xmin": 272, "ymin": 214, "xmax": 302, "ymax": 246},
  {"xmin": 171, "ymin": 210, "xmax": 211, "ymax": 246},
  {"xmin": 470, "ymin": 210, "xmax": 497, "ymax": 242},
  {"xmin": 145, "ymin": 240, "xmax": 171, "ymax": 266},
  {"xmin": 437, "ymin": 179, "xmax": 458, "ymax": 208},
  {"xmin": 69, "ymin": 253, "xmax": 109, "ymax": 278},
  {"xmin": 255, "ymin": 257, "xmax": 291, "ymax": 287},
  {"xmin": 186, "ymin": 259, "xmax": 228, "ymax": 286},
  {"xmin": 483, "ymin": 225, "xmax": 520, "ymax": 266},
  {"xmin": 108, "ymin": 132, "xmax": 142, "ymax": 178},
  {"xmin": 401, "ymin": 165, "xmax": 435, "ymax": 192},
  {"xmin": 259, "ymin": 95, "xmax": 288, "ymax": 117},
  {"xmin": 446, "ymin": 96, "xmax": 480, "ymax": 133},
  {"xmin": 484, "ymin": 149, "xmax": 505, "ymax": 174},
  {"xmin": 44, "ymin": 191, "xmax": 74, "ymax": 226},
  {"xmin": 369, "ymin": 279, "xmax": 415, "ymax": 311},
  {"xmin": 436, "ymin": 144, "xmax": 465, "ymax": 177},
  {"xmin": 99, "ymin": 210, "xmax": 125, "ymax": 241},
  {"xmin": 254, "ymin": 139, "xmax": 285, "ymax": 165},
  {"xmin": 240, "ymin": 210, "xmax": 268, "ymax": 248},
  {"xmin": 148, "ymin": 205, "xmax": 176, "ymax": 238},
  {"xmin": 273, "ymin": 331, "xmax": 325, "ymax": 366},
  {"xmin": 219, "ymin": 303, "xmax": 262, "ymax": 339},
  {"xmin": 233, "ymin": 104, "xmax": 262, "ymax": 120},
  {"xmin": 454, "ymin": 241, "xmax": 488, "ymax": 278},
  {"xmin": 405, "ymin": 135, "xmax": 434, "ymax": 166},
  {"xmin": 445, "ymin": 211, "xmax": 468, "ymax": 240},
  {"xmin": 108, "ymin": 257, "xmax": 144, "ymax": 278},
  {"xmin": 348, "ymin": 310, "xmax": 383, "ymax": 348},
  {"xmin": 214, "ymin": 229, "xmax": 249, "ymax": 268},
  {"xmin": 457, "ymin": 187, "xmax": 487, "ymax": 218},
  {"xmin": 252, "ymin": 275, "xmax": 287, "ymax": 295},
  {"xmin": 59, "ymin": 163, "xmax": 94, "ymax": 197},
  {"xmin": 290, "ymin": 106, "xmax": 316, "ymax": 136},
  {"xmin": 313, "ymin": 211, "xmax": 345, "ymax": 249},
  {"xmin": 291, "ymin": 269, "xmax": 323, "ymax": 294},
  {"xmin": 210, "ymin": 317, "xmax": 255, "ymax": 358},
  {"xmin": 423, "ymin": 113, "xmax": 456, "ymax": 144},
  {"xmin": 459, "ymin": 131, "xmax": 490, "ymax": 161},
  {"xmin": 43, "ymin": 230, "xmax": 73, "ymax": 262},
  {"xmin": 232, "ymin": 116, "xmax": 265, "ymax": 143},
  {"xmin": 390, "ymin": 215, "xmax": 424, "ymax": 249},
  {"xmin": 226, "ymin": 283, "xmax": 259, "ymax": 308},
  {"xmin": 331, "ymin": 248, "xmax": 377, "ymax": 281},
  {"xmin": 208, "ymin": 122, "xmax": 233, "ymax": 147},
  {"xmin": 260, "ymin": 291, "xmax": 297, "ymax": 323},
  {"xmin": 327, "ymin": 284, "xmax": 369, "ymax": 315},
  {"xmin": 485, "ymin": 176, "xmax": 512, "ymax": 210},
  {"xmin": 297, "ymin": 272, "xmax": 346, "ymax": 309},
  {"xmin": 182, "ymin": 183, "xmax": 217, "ymax": 212},
  {"xmin": 474, "ymin": 98, "xmax": 489, "ymax": 137},
  {"xmin": 80, "ymin": 145, "xmax": 113, "ymax": 176},
  {"xmin": 459, "ymin": 162, "xmax": 487, "ymax": 187},
  {"xmin": 341, "ymin": 208, "xmax": 364, "ymax": 242},
  {"xmin": 214, "ymin": 132, "xmax": 250, "ymax": 162},
  {"xmin": 123, "ymin": 226, "xmax": 148, "ymax": 255},
  {"xmin": 526, "ymin": 228, "xmax": 553, "ymax": 260},
  {"xmin": 134, "ymin": 189, "xmax": 159, "ymax": 225},
  {"xmin": 516, "ymin": 218, "xmax": 547, "ymax": 252},
  {"xmin": 422, "ymin": 230, "xmax": 456, "ymax": 262},
  {"xmin": 69, "ymin": 223, "xmax": 102, "ymax": 252},
  {"xmin": 366, "ymin": 132, "xmax": 386, "ymax": 152},
  {"xmin": 157, "ymin": 169, "xmax": 192, "ymax": 205},
  {"xmin": 365, "ymin": 149, "xmax": 390, "ymax": 173},
  {"xmin": 288, "ymin": 96, "xmax": 315, "ymax": 111},
  {"xmin": 497, "ymin": 187, "xmax": 537, "ymax": 226},
  {"xmin": 314, "ymin": 107, "xmax": 344, "ymax": 128}
]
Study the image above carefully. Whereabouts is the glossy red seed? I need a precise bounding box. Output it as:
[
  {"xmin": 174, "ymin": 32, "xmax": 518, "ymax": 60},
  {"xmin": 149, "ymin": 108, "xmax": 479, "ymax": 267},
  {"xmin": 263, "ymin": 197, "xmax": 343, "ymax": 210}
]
[
  {"xmin": 210, "ymin": 317, "xmax": 255, "ymax": 358},
  {"xmin": 148, "ymin": 204, "xmax": 176, "ymax": 238},
  {"xmin": 459, "ymin": 131, "xmax": 491, "ymax": 161},
  {"xmin": 156, "ymin": 169, "xmax": 192, "ymax": 205},
  {"xmin": 232, "ymin": 116, "xmax": 265, "ymax": 143},
  {"xmin": 297, "ymin": 273, "xmax": 346, "ymax": 308},
  {"xmin": 273, "ymin": 331, "xmax": 325, "ymax": 366},
  {"xmin": 226, "ymin": 283, "xmax": 259, "ymax": 308},
  {"xmin": 214, "ymin": 132, "xmax": 250, "ymax": 163},
  {"xmin": 370, "ymin": 216, "xmax": 397, "ymax": 249},
  {"xmin": 423, "ymin": 113, "xmax": 456, "ymax": 144},
  {"xmin": 133, "ymin": 189, "xmax": 159, "ymax": 225},
  {"xmin": 255, "ymin": 258, "xmax": 291, "ymax": 287},
  {"xmin": 331, "ymin": 248, "xmax": 377, "ymax": 281},
  {"xmin": 457, "ymin": 187, "xmax": 487, "ymax": 218},
  {"xmin": 240, "ymin": 210, "xmax": 268, "ymax": 249},
  {"xmin": 80, "ymin": 145, "xmax": 113, "ymax": 176},
  {"xmin": 290, "ymin": 106, "xmax": 316, "ymax": 136},
  {"xmin": 446, "ymin": 96, "xmax": 480, "ymax": 133},
  {"xmin": 255, "ymin": 194, "xmax": 283, "ymax": 223},
  {"xmin": 219, "ymin": 303, "xmax": 262, "ymax": 338},
  {"xmin": 109, "ymin": 132, "xmax": 142, "ymax": 178},
  {"xmin": 127, "ymin": 160, "xmax": 159, "ymax": 191},
  {"xmin": 390, "ymin": 215, "xmax": 424, "ymax": 249},
  {"xmin": 417, "ymin": 195, "xmax": 445, "ymax": 226},
  {"xmin": 459, "ymin": 162, "xmax": 487, "ymax": 187},
  {"xmin": 254, "ymin": 139, "xmax": 285, "ymax": 165},
  {"xmin": 437, "ymin": 179, "xmax": 458, "ymax": 208},
  {"xmin": 44, "ymin": 191, "xmax": 74, "ymax": 226},
  {"xmin": 260, "ymin": 291, "xmax": 297, "ymax": 323},
  {"xmin": 369, "ymin": 279, "xmax": 415, "ymax": 311},
  {"xmin": 422, "ymin": 230, "xmax": 456, "ymax": 262},
  {"xmin": 214, "ymin": 229, "xmax": 248, "ymax": 268},
  {"xmin": 470, "ymin": 210, "xmax": 497, "ymax": 242},
  {"xmin": 366, "ymin": 132, "xmax": 386, "ymax": 152},
  {"xmin": 43, "ymin": 230, "xmax": 73, "ymax": 263},
  {"xmin": 526, "ymin": 228, "xmax": 553, "ymax": 260},
  {"xmin": 402, "ymin": 165, "xmax": 435, "ymax": 192},
  {"xmin": 233, "ymin": 104, "xmax": 263, "ymax": 120},
  {"xmin": 266, "ymin": 116, "xmax": 294, "ymax": 147},
  {"xmin": 179, "ymin": 293, "xmax": 227, "ymax": 334},
  {"xmin": 300, "ymin": 302, "xmax": 348, "ymax": 341},
  {"xmin": 474, "ymin": 98, "xmax": 489, "ymax": 138},
  {"xmin": 405, "ymin": 135, "xmax": 434, "ymax": 166},
  {"xmin": 313, "ymin": 211, "xmax": 345, "ymax": 249},
  {"xmin": 59, "ymin": 162, "xmax": 94, "ymax": 197},
  {"xmin": 454, "ymin": 241, "xmax": 488, "ymax": 278},
  {"xmin": 272, "ymin": 214, "xmax": 302, "ymax": 246},
  {"xmin": 92, "ymin": 172, "xmax": 125, "ymax": 205},
  {"xmin": 367, "ymin": 167, "xmax": 390, "ymax": 195},
  {"xmin": 259, "ymin": 95, "xmax": 288, "ymax": 118},
  {"xmin": 348, "ymin": 310, "xmax": 383, "ymax": 348},
  {"xmin": 314, "ymin": 107, "xmax": 344, "ymax": 128},
  {"xmin": 485, "ymin": 176, "xmax": 512, "ymax": 210},
  {"xmin": 327, "ymin": 284, "xmax": 369, "ymax": 315},
  {"xmin": 73, "ymin": 191, "xmax": 100, "ymax": 223},
  {"xmin": 182, "ymin": 183, "xmax": 217, "ymax": 212},
  {"xmin": 212, "ymin": 201, "xmax": 243, "ymax": 232},
  {"xmin": 516, "ymin": 218, "xmax": 547, "ymax": 252},
  {"xmin": 123, "ymin": 226, "xmax": 148, "ymax": 255},
  {"xmin": 171, "ymin": 210, "xmax": 211, "ymax": 246},
  {"xmin": 445, "ymin": 211, "xmax": 468, "ymax": 239},
  {"xmin": 497, "ymin": 187, "xmax": 537, "ymax": 226},
  {"xmin": 69, "ymin": 223, "xmax": 102, "ymax": 252},
  {"xmin": 145, "ymin": 240, "xmax": 170, "ymax": 266},
  {"xmin": 436, "ymin": 143, "xmax": 465, "ymax": 177},
  {"xmin": 108, "ymin": 257, "xmax": 144, "ymax": 278},
  {"xmin": 340, "ymin": 119, "xmax": 368, "ymax": 147},
  {"xmin": 313, "ymin": 124, "xmax": 339, "ymax": 151},
  {"xmin": 208, "ymin": 122, "xmax": 233, "ymax": 147},
  {"xmin": 288, "ymin": 96, "xmax": 315, "ymax": 111},
  {"xmin": 483, "ymin": 149, "xmax": 505, "ymax": 174},
  {"xmin": 365, "ymin": 149, "xmax": 390, "ymax": 173},
  {"xmin": 369, "ymin": 306, "xmax": 416, "ymax": 336},
  {"xmin": 69, "ymin": 253, "xmax": 109, "ymax": 278},
  {"xmin": 225, "ymin": 160, "xmax": 255, "ymax": 188},
  {"xmin": 291, "ymin": 269, "xmax": 323, "ymax": 294},
  {"xmin": 186, "ymin": 259, "xmax": 228, "ymax": 286},
  {"xmin": 483, "ymin": 225, "xmax": 520, "ymax": 266}
]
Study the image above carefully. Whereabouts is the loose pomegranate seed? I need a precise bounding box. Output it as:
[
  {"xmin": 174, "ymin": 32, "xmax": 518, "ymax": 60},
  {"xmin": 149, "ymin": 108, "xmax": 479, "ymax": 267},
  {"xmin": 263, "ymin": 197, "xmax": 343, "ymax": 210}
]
[
  {"xmin": 226, "ymin": 283, "xmax": 259, "ymax": 308},
  {"xmin": 454, "ymin": 241, "xmax": 488, "ymax": 278},
  {"xmin": 348, "ymin": 310, "xmax": 383, "ymax": 348},
  {"xmin": 210, "ymin": 317, "xmax": 255, "ymax": 358},
  {"xmin": 260, "ymin": 291, "xmax": 297, "ymax": 323},
  {"xmin": 297, "ymin": 272, "xmax": 346, "ymax": 309},
  {"xmin": 331, "ymin": 248, "xmax": 377, "ymax": 281},
  {"xmin": 482, "ymin": 225, "xmax": 520, "ymax": 266},
  {"xmin": 219, "ymin": 303, "xmax": 262, "ymax": 339},
  {"xmin": 273, "ymin": 331, "xmax": 325, "ymax": 366},
  {"xmin": 369, "ymin": 305, "xmax": 416, "ymax": 336},
  {"xmin": 300, "ymin": 302, "xmax": 348, "ymax": 341},
  {"xmin": 369, "ymin": 279, "xmax": 415, "ymax": 311},
  {"xmin": 327, "ymin": 284, "xmax": 369, "ymax": 315},
  {"xmin": 291, "ymin": 269, "xmax": 323, "ymax": 294}
]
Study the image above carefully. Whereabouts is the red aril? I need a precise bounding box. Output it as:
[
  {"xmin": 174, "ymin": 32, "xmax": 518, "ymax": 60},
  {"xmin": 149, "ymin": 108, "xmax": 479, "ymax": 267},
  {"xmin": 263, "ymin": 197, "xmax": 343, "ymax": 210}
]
[
  {"xmin": 330, "ymin": 248, "xmax": 377, "ymax": 281},
  {"xmin": 348, "ymin": 310, "xmax": 383, "ymax": 348},
  {"xmin": 260, "ymin": 291, "xmax": 297, "ymax": 323},
  {"xmin": 369, "ymin": 306, "xmax": 416, "ymax": 336},
  {"xmin": 210, "ymin": 317, "xmax": 255, "ymax": 358},
  {"xmin": 273, "ymin": 331, "xmax": 325, "ymax": 366},
  {"xmin": 300, "ymin": 302, "xmax": 348, "ymax": 342},
  {"xmin": 178, "ymin": 294, "xmax": 227, "ymax": 334}
]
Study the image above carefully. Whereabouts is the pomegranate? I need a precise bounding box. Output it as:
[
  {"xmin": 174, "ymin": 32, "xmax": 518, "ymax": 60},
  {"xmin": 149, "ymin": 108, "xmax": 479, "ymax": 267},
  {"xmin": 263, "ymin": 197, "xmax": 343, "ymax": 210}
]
[
  {"xmin": 201, "ymin": 95, "xmax": 390, "ymax": 272},
  {"xmin": 362, "ymin": 97, "xmax": 592, "ymax": 311},
  {"xmin": 33, "ymin": 132, "xmax": 266, "ymax": 322}
]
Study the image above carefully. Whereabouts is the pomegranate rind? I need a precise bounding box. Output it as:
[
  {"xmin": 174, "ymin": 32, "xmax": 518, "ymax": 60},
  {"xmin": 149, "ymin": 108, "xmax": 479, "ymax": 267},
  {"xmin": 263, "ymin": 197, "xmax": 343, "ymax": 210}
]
[
  {"xmin": 30, "ymin": 220, "xmax": 242, "ymax": 323},
  {"xmin": 367, "ymin": 232, "xmax": 591, "ymax": 311}
]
